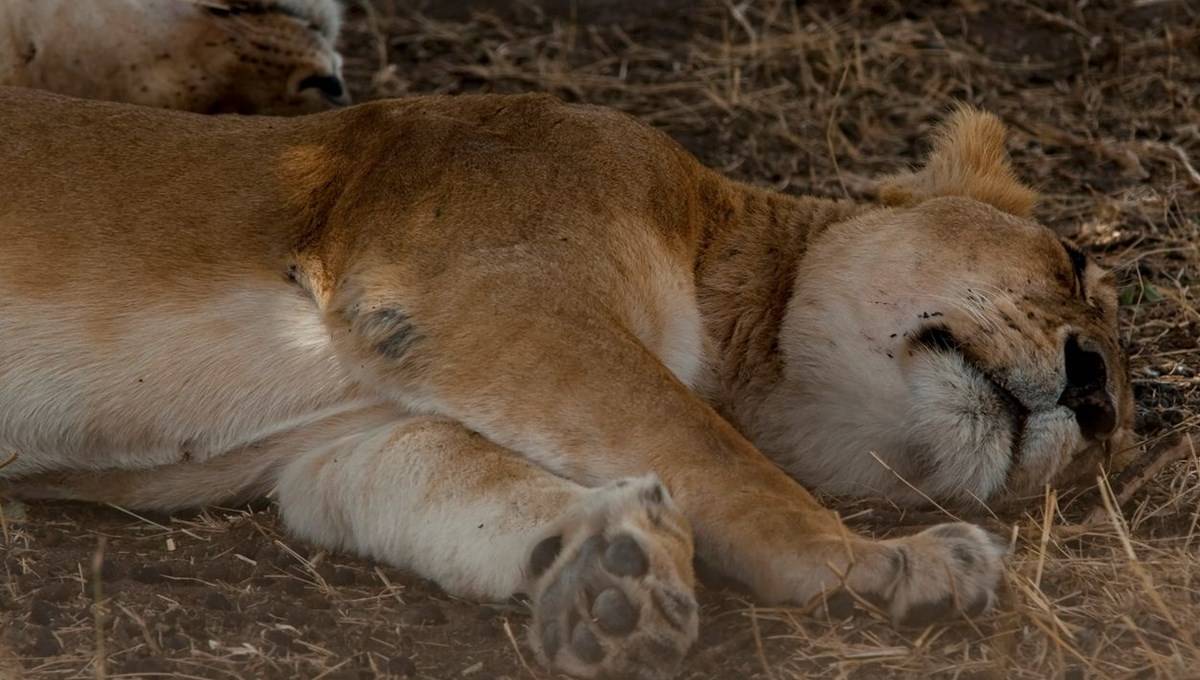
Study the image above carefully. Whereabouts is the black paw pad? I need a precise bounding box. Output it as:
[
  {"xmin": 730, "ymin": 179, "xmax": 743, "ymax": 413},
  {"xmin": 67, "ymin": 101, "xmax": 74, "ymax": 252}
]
[
  {"xmin": 529, "ymin": 535, "xmax": 563, "ymax": 578},
  {"xmin": 963, "ymin": 594, "xmax": 990, "ymax": 618},
  {"xmin": 822, "ymin": 591, "xmax": 856, "ymax": 620},
  {"xmin": 592, "ymin": 587, "xmax": 639, "ymax": 635},
  {"xmin": 571, "ymin": 621, "xmax": 605, "ymax": 663},
  {"xmin": 603, "ymin": 534, "xmax": 648, "ymax": 578},
  {"xmin": 899, "ymin": 595, "xmax": 954, "ymax": 628}
]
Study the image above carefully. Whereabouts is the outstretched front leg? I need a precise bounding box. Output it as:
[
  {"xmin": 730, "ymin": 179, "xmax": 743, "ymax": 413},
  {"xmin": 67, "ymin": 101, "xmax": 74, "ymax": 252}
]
[
  {"xmin": 274, "ymin": 410, "xmax": 698, "ymax": 679},
  {"xmin": 326, "ymin": 264, "xmax": 1006, "ymax": 629}
]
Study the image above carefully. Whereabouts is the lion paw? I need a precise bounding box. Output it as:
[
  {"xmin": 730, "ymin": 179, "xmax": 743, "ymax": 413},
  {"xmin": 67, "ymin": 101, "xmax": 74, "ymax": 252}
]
[
  {"xmin": 833, "ymin": 522, "xmax": 1008, "ymax": 627},
  {"xmin": 526, "ymin": 475, "xmax": 698, "ymax": 679}
]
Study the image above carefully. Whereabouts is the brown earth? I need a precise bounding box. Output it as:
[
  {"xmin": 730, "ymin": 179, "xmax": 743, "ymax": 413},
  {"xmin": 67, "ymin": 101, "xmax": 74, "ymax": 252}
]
[{"xmin": 2, "ymin": 1, "xmax": 1199, "ymax": 678}]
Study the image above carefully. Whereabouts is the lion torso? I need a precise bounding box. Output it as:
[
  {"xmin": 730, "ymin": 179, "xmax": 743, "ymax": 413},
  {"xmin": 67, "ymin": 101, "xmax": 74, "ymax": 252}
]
[{"xmin": 0, "ymin": 88, "xmax": 731, "ymax": 479}]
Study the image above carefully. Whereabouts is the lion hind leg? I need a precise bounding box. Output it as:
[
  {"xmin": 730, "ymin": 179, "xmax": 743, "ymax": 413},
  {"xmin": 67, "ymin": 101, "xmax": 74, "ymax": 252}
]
[
  {"xmin": 0, "ymin": 404, "xmax": 397, "ymax": 512},
  {"xmin": 1, "ymin": 443, "xmax": 287, "ymax": 511}
]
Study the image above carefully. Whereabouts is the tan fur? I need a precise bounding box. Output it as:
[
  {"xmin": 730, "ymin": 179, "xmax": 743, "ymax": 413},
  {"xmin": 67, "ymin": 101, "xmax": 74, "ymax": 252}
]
[
  {"xmin": 0, "ymin": 0, "xmax": 346, "ymax": 114},
  {"xmin": 0, "ymin": 90, "xmax": 1131, "ymax": 679},
  {"xmin": 879, "ymin": 105, "xmax": 1039, "ymax": 218}
]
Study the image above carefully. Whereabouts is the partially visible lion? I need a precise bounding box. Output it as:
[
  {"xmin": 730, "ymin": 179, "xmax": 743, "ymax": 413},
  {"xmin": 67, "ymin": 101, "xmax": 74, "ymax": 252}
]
[
  {"xmin": 0, "ymin": 89, "xmax": 1134, "ymax": 680},
  {"xmin": 0, "ymin": 0, "xmax": 346, "ymax": 114}
]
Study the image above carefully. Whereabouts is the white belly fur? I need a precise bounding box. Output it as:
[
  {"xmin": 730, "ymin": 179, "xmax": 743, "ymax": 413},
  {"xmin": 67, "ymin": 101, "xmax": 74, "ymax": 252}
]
[{"xmin": 0, "ymin": 280, "xmax": 376, "ymax": 478}]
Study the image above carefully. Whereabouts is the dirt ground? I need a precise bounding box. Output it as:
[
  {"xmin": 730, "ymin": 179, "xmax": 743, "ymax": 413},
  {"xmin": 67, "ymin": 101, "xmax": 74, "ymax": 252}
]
[{"xmin": 3, "ymin": 0, "xmax": 1199, "ymax": 678}]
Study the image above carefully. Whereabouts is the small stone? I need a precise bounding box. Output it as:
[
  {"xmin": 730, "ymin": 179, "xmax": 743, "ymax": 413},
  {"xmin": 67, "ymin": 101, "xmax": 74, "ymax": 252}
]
[
  {"xmin": 131, "ymin": 564, "xmax": 165, "ymax": 584},
  {"xmin": 36, "ymin": 582, "xmax": 76, "ymax": 604},
  {"xmin": 399, "ymin": 603, "xmax": 447, "ymax": 626},
  {"xmin": 387, "ymin": 656, "xmax": 417, "ymax": 677},
  {"xmin": 25, "ymin": 626, "xmax": 62, "ymax": 658},
  {"xmin": 28, "ymin": 598, "xmax": 58, "ymax": 626},
  {"xmin": 203, "ymin": 592, "xmax": 233, "ymax": 611}
]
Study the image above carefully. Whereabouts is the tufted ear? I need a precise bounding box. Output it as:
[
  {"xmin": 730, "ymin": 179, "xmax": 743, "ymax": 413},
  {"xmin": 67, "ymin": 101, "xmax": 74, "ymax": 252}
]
[{"xmin": 878, "ymin": 105, "xmax": 1037, "ymax": 218}]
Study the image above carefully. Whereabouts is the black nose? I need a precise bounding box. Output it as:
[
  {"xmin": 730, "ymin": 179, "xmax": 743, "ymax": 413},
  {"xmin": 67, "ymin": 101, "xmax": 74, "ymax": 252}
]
[
  {"xmin": 297, "ymin": 74, "xmax": 348, "ymax": 105},
  {"xmin": 1058, "ymin": 335, "xmax": 1116, "ymax": 440}
]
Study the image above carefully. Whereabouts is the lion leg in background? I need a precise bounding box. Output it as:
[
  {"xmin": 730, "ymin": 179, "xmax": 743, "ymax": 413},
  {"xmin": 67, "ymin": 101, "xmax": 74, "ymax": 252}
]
[
  {"xmin": 274, "ymin": 413, "xmax": 699, "ymax": 680},
  {"xmin": 325, "ymin": 274, "xmax": 1007, "ymax": 635}
]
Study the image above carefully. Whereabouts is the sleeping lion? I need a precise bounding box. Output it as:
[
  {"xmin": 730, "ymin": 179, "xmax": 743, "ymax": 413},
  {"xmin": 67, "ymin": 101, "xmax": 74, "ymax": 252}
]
[
  {"xmin": 0, "ymin": 88, "xmax": 1132, "ymax": 679},
  {"xmin": 0, "ymin": 0, "xmax": 346, "ymax": 114}
]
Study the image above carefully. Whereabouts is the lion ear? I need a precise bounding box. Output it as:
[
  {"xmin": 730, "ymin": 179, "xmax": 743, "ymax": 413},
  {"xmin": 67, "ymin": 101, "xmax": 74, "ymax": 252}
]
[{"xmin": 878, "ymin": 105, "xmax": 1037, "ymax": 219}]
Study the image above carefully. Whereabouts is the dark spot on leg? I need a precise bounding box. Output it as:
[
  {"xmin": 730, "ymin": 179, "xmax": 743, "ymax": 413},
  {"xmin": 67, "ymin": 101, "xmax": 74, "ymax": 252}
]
[
  {"xmin": 642, "ymin": 483, "xmax": 665, "ymax": 504},
  {"xmin": 541, "ymin": 620, "xmax": 562, "ymax": 659},
  {"xmin": 603, "ymin": 534, "xmax": 648, "ymax": 578},
  {"xmin": 571, "ymin": 621, "xmax": 604, "ymax": 663},
  {"xmin": 592, "ymin": 588, "xmax": 638, "ymax": 635},
  {"xmin": 529, "ymin": 535, "xmax": 562, "ymax": 579},
  {"xmin": 899, "ymin": 595, "xmax": 954, "ymax": 628},
  {"xmin": 359, "ymin": 307, "xmax": 418, "ymax": 360}
]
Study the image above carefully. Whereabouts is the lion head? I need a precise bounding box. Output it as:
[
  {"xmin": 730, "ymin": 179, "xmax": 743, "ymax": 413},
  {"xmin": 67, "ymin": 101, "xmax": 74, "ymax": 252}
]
[
  {"xmin": 755, "ymin": 107, "xmax": 1133, "ymax": 507},
  {"xmin": 186, "ymin": 0, "xmax": 348, "ymax": 114},
  {"xmin": 3, "ymin": 0, "xmax": 347, "ymax": 115}
]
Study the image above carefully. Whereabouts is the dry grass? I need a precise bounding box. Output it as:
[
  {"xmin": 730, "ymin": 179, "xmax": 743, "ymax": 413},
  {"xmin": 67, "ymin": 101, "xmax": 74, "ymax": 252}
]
[{"xmin": 3, "ymin": 0, "xmax": 1199, "ymax": 678}]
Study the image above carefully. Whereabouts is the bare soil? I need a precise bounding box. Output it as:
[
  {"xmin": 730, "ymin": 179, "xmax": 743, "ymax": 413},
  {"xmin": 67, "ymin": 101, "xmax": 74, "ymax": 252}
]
[{"xmin": 3, "ymin": 1, "xmax": 1199, "ymax": 678}]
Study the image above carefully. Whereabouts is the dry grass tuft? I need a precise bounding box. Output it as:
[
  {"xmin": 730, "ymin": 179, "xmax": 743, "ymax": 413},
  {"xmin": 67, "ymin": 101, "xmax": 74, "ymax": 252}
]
[{"xmin": 3, "ymin": 1, "xmax": 1198, "ymax": 678}]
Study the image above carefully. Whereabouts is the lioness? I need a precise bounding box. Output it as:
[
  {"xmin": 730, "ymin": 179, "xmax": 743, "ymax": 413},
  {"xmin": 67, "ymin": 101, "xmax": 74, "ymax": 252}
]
[
  {"xmin": 0, "ymin": 88, "xmax": 1132, "ymax": 679},
  {"xmin": 0, "ymin": 0, "xmax": 346, "ymax": 114}
]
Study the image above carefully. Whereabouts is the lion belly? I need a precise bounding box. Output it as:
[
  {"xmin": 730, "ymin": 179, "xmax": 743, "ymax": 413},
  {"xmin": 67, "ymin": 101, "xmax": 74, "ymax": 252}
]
[{"xmin": 0, "ymin": 280, "xmax": 378, "ymax": 478}]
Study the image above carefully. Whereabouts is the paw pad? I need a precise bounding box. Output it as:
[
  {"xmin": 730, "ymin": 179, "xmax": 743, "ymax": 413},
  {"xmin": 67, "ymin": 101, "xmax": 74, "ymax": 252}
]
[
  {"xmin": 603, "ymin": 533, "xmax": 648, "ymax": 577},
  {"xmin": 593, "ymin": 587, "xmax": 638, "ymax": 634},
  {"xmin": 571, "ymin": 621, "xmax": 604, "ymax": 663},
  {"xmin": 529, "ymin": 535, "xmax": 563, "ymax": 578}
]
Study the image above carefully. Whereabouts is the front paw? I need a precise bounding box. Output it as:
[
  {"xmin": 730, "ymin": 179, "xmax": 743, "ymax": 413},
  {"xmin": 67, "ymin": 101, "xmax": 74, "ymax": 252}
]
[{"xmin": 835, "ymin": 522, "xmax": 1008, "ymax": 627}]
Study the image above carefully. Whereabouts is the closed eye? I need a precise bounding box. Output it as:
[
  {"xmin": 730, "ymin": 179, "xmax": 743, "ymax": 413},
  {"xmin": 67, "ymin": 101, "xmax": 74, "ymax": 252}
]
[
  {"xmin": 1061, "ymin": 240, "xmax": 1088, "ymax": 298},
  {"xmin": 914, "ymin": 325, "xmax": 961, "ymax": 354}
]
